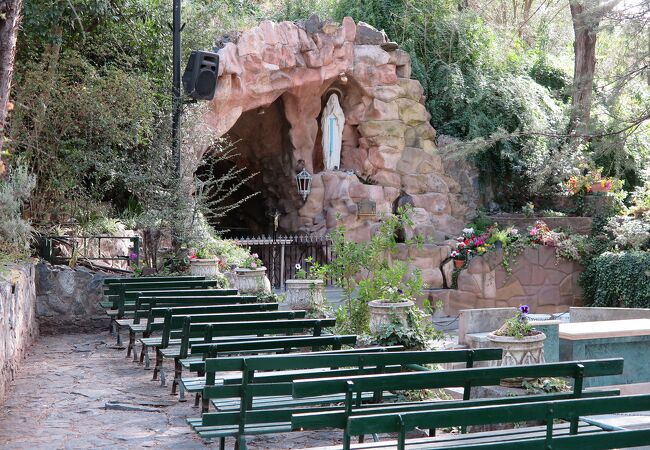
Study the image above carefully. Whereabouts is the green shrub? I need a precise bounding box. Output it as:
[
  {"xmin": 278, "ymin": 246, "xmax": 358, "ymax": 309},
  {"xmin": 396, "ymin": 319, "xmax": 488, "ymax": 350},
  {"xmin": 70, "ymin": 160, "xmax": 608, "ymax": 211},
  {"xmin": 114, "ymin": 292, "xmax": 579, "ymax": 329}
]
[
  {"xmin": 0, "ymin": 163, "xmax": 36, "ymax": 253},
  {"xmin": 580, "ymin": 252, "xmax": 650, "ymax": 308}
]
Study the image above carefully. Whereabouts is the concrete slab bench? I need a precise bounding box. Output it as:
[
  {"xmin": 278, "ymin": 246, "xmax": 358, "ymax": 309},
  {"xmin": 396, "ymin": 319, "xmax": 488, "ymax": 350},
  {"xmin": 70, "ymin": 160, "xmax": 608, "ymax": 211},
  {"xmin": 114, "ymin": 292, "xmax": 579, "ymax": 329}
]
[{"xmin": 560, "ymin": 319, "xmax": 650, "ymax": 387}]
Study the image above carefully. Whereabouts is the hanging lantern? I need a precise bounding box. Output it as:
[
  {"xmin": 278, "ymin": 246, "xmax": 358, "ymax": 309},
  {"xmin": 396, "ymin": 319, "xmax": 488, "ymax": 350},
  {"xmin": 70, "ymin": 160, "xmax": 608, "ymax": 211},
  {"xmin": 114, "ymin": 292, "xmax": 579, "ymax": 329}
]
[{"xmin": 295, "ymin": 169, "xmax": 312, "ymax": 201}]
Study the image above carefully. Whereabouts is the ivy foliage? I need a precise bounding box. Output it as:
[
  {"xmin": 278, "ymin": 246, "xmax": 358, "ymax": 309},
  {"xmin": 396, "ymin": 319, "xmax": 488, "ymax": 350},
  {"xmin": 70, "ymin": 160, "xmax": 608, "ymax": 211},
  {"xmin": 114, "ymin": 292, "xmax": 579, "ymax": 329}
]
[
  {"xmin": 580, "ymin": 252, "xmax": 650, "ymax": 308},
  {"xmin": 332, "ymin": 0, "xmax": 566, "ymax": 206}
]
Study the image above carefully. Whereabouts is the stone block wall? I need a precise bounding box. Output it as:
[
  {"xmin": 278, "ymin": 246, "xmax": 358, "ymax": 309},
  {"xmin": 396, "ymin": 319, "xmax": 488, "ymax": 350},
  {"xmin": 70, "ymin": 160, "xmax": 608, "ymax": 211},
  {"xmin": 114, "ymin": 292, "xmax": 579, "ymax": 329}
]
[
  {"xmin": 447, "ymin": 247, "xmax": 583, "ymax": 315},
  {"xmin": 35, "ymin": 263, "xmax": 110, "ymax": 334},
  {"xmin": 0, "ymin": 263, "xmax": 38, "ymax": 404},
  {"xmin": 393, "ymin": 242, "xmax": 450, "ymax": 289}
]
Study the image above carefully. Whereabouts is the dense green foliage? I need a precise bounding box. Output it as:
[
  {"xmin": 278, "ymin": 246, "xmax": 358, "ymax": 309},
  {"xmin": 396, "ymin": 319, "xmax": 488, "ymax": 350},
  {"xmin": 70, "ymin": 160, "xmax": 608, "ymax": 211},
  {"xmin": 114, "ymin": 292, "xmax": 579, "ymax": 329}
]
[{"xmin": 580, "ymin": 252, "xmax": 650, "ymax": 308}]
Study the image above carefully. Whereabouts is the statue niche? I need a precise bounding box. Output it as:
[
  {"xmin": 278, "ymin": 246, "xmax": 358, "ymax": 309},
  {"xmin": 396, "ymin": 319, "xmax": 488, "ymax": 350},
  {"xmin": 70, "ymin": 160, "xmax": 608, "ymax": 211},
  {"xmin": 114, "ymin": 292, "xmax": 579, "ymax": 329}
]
[{"xmin": 320, "ymin": 94, "xmax": 345, "ymax": 171}]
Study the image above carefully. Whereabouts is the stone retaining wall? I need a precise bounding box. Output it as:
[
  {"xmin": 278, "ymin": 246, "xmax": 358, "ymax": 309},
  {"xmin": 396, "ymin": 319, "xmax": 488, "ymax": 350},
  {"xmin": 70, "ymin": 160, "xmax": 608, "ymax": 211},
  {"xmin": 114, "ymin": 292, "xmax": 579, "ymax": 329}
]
[
  {"xmin": 0, "ymin": 263, "xmax": 38, "ymax": 404},
  {"xmin": 35, "ymin": 263, "xmax": 110, "ymax": 334},
  {"xmin": 446, "ymin": 246, "xmax": 583, "ymax": 315}
]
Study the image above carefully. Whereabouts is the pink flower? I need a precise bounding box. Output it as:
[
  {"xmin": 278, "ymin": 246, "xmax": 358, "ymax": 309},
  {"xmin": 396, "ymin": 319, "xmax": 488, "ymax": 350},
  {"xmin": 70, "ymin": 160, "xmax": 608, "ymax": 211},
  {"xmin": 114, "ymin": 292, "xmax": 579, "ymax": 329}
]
[
  {"xmin": 457, "ymin": 242, "xmax": 466, "ymax": 249},
  {"xmin": 250, "ymin": 262, "xmax": 257, "ymax": 269},
  {"xmin": 252, "ymin": 253, "xmax": 259, "ymax": 258},
  {"xmin": 530, "ymin": 228, "xmax": 538, "ymax": 236},
  {"xmin": 605, "ymin": 181, "xmax": 612, "ymax": 190}
]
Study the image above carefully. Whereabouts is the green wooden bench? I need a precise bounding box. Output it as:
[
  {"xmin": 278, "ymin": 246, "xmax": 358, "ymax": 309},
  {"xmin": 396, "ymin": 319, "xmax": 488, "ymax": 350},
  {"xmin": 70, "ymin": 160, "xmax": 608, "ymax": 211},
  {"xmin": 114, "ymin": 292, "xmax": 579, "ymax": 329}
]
[
  {"xmin": 126, "ymin": 301, "xmax": 279, "ymax": 362},
  {"xmin": 117, "ymin": 294, "xmax": 259, "ymax": 352},
  {"xmin": 107, "ymin": 288, "xmax": 238, "ymax": 342},
  {"xmin": 103, "ymin": 275, "xmax": 206, "ymax": 285},
  {"xmin": 329, "ymin": 393, "xmax": 650, "ymax": 450},
  {"xmin": 103, "ymin": 280, "xmax": 222, "ymax": 309},
  {"xmin": 180, "ymin": 335, "xmax": 361, "ymax": 406},
  {"xmin": 290, "ymin": 358, "xmax": 624, "ymax": 450},
  {"xmin": 188, "ymin": 349, "xmax": 503, "ymax": 449},
  {"xmin": 160, "ymin": 317, "xmax": 336, "ymax": 395}
]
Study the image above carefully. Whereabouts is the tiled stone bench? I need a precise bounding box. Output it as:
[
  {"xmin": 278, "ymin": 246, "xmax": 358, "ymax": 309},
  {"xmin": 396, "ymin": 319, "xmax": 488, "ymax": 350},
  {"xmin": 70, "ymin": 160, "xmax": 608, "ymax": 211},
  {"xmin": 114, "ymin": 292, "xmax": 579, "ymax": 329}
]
[{"xmin": 560, "ymin": 319, "xmax": 650, "ymax": 387}]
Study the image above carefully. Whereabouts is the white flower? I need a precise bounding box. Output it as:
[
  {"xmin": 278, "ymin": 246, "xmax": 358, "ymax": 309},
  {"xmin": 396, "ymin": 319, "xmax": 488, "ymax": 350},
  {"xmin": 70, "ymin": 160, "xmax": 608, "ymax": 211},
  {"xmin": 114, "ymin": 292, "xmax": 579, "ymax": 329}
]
[
  {"xmin": 510, "ymin": 228, "xmax": 519, "ymax": 236},
  {"xmin": 295, "ymin": 264, "xmax": 301, "ymax": 271},
  {"xmin": 463, "ymin": 227, "xmax": 474, "ymax": 235}
]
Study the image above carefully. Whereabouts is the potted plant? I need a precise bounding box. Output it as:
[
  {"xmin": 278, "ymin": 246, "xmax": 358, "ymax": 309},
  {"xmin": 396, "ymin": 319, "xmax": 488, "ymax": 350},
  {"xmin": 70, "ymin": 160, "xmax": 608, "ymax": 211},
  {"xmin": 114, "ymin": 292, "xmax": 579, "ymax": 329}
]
[
  {"xmin": 285, "ymin": 257, "xmax": 327, "ymax": 311},
  {"xmin": 451, "ymin": 227, "xmax": 490, "ymax": 268},
  {"xmin": 234, "ymin": 252, "xmax": 271, "ymax": 294},
  {"xmin": 487, "ymin": 305, "xmax": 546, "ymax": 387},
  {"xmin": 362, "ymin": 261, "xmax": 423, "ymax": 335},
  {"xmin": 188, "ymin": 246, "xmax": 223, "ymax": 278}
]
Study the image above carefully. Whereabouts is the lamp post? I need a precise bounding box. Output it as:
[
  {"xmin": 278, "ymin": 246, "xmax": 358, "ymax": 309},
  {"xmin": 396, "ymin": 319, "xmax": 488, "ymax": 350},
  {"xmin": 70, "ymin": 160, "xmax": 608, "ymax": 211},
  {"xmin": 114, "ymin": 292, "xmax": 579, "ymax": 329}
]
[
  {"xmin": 296, "ymin": 169, "xmax": 312, "ymax": 201},
  {"xmin": 171, "ymin": 0, "xmax": 183, "ymax": 177}
]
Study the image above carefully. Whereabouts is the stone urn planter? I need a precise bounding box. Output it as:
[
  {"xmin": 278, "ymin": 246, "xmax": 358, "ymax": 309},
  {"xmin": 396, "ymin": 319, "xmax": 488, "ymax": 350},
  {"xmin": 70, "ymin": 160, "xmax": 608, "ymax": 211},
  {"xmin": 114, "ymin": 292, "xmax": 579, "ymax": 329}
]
[
  {"xmin": 189, "ymin": 258, "xmax": 220, "ymax": 278},
  {"xmin": 284, "ymin": 279, "xmax": 325, "ymax": 310},
  {"xmin": 486, "ymin": 331, "xmax": 546, "ymax": 387},
  {"xmin": 368, "ymin": 300, "xmax": 414, "ymax": 334},
  {"xmin": 234, "ymin": 267, "xmax": 271, "ymax": 294}
]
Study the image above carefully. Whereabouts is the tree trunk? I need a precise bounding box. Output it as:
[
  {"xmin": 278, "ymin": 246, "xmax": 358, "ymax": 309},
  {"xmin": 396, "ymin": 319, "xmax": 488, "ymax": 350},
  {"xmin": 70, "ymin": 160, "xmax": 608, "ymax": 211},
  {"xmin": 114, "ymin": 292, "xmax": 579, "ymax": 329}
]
[
  {"xmin": 568, "ymin": 0, "xmax": 622, "ymax": 136},
  {"xmin": 0, "ymin": 0, "xmax": 24, "ymax": 169},
  {"xmin": 569, "ymin": 0, "xmax": 599, "ymax": 136}
]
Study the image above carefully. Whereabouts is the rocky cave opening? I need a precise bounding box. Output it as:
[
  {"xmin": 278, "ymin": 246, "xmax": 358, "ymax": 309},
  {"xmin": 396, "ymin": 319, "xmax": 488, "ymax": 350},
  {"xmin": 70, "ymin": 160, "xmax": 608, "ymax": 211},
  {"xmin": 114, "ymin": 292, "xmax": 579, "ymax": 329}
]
[{"xmin": 198, "ymin": 97, "xmax": 303, "ymax": 237}]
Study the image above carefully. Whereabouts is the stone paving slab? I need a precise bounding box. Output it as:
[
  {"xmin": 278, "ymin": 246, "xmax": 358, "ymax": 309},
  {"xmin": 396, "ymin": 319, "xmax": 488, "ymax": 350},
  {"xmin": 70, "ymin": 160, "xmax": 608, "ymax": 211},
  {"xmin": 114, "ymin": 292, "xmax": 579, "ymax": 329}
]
[{"xmin": 0, "ymin": 333, "xmax": 349, "ymax": 449}]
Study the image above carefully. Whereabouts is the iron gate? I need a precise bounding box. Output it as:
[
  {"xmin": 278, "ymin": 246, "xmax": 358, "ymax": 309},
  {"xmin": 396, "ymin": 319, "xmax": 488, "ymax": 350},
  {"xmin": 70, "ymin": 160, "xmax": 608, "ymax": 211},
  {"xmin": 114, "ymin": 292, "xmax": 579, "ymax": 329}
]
[{"xmin": 235, "ymin": 235, "xmax": 333, "ymax": 289}]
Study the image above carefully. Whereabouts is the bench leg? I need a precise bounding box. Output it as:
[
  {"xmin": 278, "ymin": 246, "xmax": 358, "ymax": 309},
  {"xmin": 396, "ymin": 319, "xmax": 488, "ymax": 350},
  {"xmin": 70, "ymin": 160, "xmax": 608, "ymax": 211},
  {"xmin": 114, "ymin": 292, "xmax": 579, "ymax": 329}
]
[
  {"xmin": 115, "ymin": 326, "xmax": 123, "ymax": 347},
  {"xmin": 358, "ymin": 435, "xmax": 364, "ymax": 444},
  {"xmin": 109, "ymin": 319, "xmax": 115, "ymax": 335},
  {"xmin": 143, "ymin": 345, "xmax": 151, "ymax": 369},
  {"xmin": 194, "ymin": 392, "xmax": 201, "ymax": 408},
  {"xmin": 219, "ymin": 437, "xmax": 225, "ymax": 450},
  {"xmin": 153, "ymin": 349, "xmax": 162, "ymax": 382},
  {"xmin": 372, "ymin": 433, "xmax": 379, "ymax": 442},
  {"xmin": 171, "ymin": 359, "xmax": 182, "ymax": 397},
  {"xmin": 160, "ymin": 365, "xmax": 166, "ymax": 387},
  {"xmin": 202, "ymin": 395, "xmax": 210, "ymax": 413},
  {"xmin": 127, "ymin": 331, "xmax": 134, "ymax": 359}
]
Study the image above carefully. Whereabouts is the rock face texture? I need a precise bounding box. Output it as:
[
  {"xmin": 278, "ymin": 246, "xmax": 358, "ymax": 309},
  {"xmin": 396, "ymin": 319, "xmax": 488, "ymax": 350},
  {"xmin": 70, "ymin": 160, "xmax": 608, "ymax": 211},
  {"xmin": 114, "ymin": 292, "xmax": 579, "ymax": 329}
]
[
  {"xmin": 202, "ymin": 17, "xmax": 473, "ymax": 241},
  {"xmin": 35, "ymin": 263, "xmax": 110, "ymax": 333},
  {"xmin": 0, "ymin": 263, "xmax": 38, "ymax": 404},
  {"xmin": 446, "ymin": 247, "xmax": 583, "ymax": 315}
]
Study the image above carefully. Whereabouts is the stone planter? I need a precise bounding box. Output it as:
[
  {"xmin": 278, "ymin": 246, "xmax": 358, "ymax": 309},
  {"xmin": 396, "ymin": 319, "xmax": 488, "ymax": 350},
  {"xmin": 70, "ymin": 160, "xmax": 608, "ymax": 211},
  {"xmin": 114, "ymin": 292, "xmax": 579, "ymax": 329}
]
[
  {"xmin": 234, "ymin": 267, "xmax": 271, "ymax": 294},
  {"xmin": 285, "ymin": 279, "xmax": 325, "ymax": 310},
  {"xmin": 189, "ymin": 258, "xmax": 220, "ymax": 278},
  {"xmin": 486, "ymin": 331, "xmax": 546, "ymax": 387},
  {"xmin": 368, "ymin": 299, "xmax": 414, "ymax": 334}
]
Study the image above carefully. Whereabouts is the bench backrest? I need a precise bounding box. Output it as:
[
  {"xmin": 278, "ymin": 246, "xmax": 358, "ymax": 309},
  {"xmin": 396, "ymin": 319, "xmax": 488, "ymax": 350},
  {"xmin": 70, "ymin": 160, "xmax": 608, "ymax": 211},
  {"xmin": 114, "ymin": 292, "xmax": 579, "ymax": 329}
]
[
  {"xmin": 153, "ymin": 310, "xmax": 308, "ymax": 344},
  {"xmin": 347, "ymin": 394, "xmax": 650, "ymax": 450},
  {"xmin": 137, "ymin": 303, "xmax": 279, "ymax": 325},
  {"xmin": 133, "ymin": 295, "xmax": 264, "ymax": 324},
  {"xmin": 105, "ymin": 279, "xmax": 220, "ymax": 298},
  {"xmin": 103, "ymin": 276, "xmax": 205, "ymax": 285},
  {"xmin": 115, "ymin": 290, "xmax": 241, "ymax": 316},
  {"xmin": 292, "ymin": 358, "xmax": 624, "ymax": 399},
  {"xmin": 174, "ymin": 318, "xmax": 336, "ymax": 358}
]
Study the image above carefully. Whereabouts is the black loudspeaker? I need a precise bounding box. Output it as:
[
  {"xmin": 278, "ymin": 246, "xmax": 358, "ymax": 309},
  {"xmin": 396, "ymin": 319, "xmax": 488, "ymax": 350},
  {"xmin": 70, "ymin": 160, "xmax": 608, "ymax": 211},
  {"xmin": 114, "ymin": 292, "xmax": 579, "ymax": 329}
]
[{"xmin": 182, "ymin": 50, "xmax": 220, "ymax": 100}]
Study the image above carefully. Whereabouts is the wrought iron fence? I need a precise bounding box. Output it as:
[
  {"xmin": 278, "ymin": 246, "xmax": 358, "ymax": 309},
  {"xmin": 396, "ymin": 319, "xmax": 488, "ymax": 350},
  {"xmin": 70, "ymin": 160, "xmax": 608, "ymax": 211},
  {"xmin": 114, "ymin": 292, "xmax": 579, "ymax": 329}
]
[
  {"xmin": 235, "ymin": 235, "xmax": 333, "ymax": 289},
  {"xmin": 40, "ymin": 235, "xmax": 140, "ymax": 268}
]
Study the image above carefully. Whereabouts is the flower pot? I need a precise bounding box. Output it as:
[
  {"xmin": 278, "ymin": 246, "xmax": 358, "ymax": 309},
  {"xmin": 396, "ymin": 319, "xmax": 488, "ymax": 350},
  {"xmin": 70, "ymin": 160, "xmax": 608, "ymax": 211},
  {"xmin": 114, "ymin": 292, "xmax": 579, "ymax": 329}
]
[
  {"xmin": 486, "ymin": 331, "xmax": 546, "ymax": 387},
  {"xmin": 189, "ymin": 258, "xmax": 220, "ymax": 278},
  {"xmin": 368, "ymin": 299, "xmax": 415, "ymax": 335},
  {"xmin": 285, "ymin": 279, "xmax": 325, "ymax": 310},
  {"xmin": 453, "ymin": 259, "xmax": 465, "ymax": 269},
  {"xmin": 234, "ymin": 267, "xmax": 271, "ymax": 294}
]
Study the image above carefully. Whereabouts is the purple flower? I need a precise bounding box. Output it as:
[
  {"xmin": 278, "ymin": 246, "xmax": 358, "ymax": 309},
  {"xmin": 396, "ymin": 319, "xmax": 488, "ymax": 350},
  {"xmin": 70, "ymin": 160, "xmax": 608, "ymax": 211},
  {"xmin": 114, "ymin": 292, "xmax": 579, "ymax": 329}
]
[
  {"xmin": 129, "ymin": 252, "xmax": 138, "ymax": 261},
  {"xmin": 519, "ymin": 305, "xmax": 530, "ymax": 315},
  {"xmin": 397, "ymin": 289, "xmax": 404, "ymax": 295}
]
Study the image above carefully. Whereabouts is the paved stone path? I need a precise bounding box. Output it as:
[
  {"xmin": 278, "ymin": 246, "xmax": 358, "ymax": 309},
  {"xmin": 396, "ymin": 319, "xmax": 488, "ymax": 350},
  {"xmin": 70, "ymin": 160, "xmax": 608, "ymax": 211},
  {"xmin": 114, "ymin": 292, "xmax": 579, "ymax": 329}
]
[{"xmin": 0, "ymin": 332, "xmax": 346, "ymax": 449}]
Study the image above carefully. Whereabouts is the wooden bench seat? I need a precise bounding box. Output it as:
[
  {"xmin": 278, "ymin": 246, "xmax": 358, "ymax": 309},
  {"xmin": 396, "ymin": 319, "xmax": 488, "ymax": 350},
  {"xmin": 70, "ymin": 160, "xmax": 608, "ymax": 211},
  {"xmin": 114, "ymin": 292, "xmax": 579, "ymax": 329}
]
[
  {"xmin": 188, "ymin": 349, "xmax": 504, "ymax": 448},
  {"xmin": 293, "ymin": 422, "xmax": 604, "ymax": 450},
  {"xmin": 329, "ymin": 393, "xmax": 650, "ymax": 450},
  {"xmin": 289, "ymin": 359, "xmax": 624, "ymax": 450}
]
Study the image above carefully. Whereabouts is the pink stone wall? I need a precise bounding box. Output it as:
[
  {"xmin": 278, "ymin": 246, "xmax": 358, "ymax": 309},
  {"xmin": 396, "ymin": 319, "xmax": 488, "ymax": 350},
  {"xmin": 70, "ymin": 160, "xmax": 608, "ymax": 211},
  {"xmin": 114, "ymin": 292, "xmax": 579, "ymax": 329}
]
[
  {"xmin": 199, "ymin": 18, "xmax": 474, "ymax": 241},
  {"xmin": 446, "ymin": 246, "xmax": 583, "ymax": 315}
]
